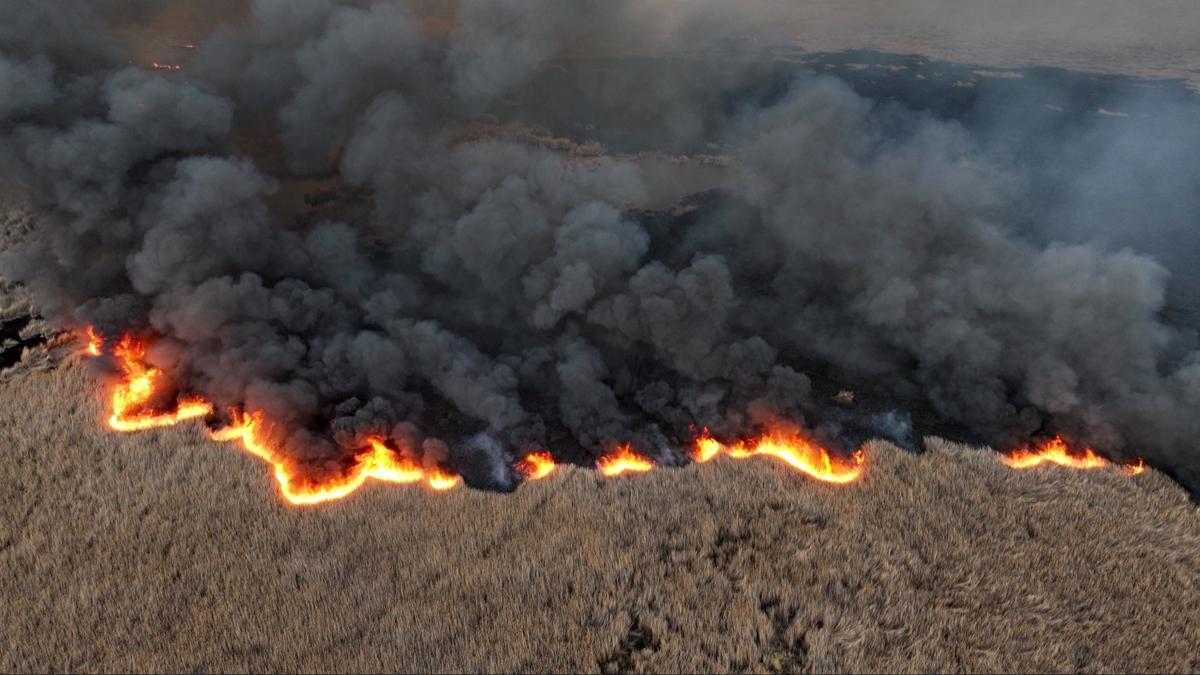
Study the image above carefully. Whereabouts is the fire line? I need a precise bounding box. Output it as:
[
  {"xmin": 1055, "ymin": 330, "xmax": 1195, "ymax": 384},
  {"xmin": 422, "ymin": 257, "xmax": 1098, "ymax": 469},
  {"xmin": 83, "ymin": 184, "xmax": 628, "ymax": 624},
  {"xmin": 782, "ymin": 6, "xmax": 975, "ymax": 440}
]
[
  {"xmin": 1002, "ymin": 436, "xmax": 1146, "ymax": 475},
  {"xmin": 106, "ymin": 334, "xmax": 213, "ymax": 432},
  {"xmin": 692, "ymin": 428, "xmax": 866, "ymax": 484},
  {"xmin": 597, "ymin": 444, "xmax": 655, "ymax": 477},
  {"xmin": 88, "ymin": 328, "xmax": 462, "ymax": 506},
  {"xmin": 80, "ymin": 329, "xmax": 1147, "ymax": 506},
  {"xmin": 518, "ymin": 451, "xmax": 557, "ymax": 480},
  {"xmin": 209, "ymin": 414, "xmax": 461, "ymax": 505}
]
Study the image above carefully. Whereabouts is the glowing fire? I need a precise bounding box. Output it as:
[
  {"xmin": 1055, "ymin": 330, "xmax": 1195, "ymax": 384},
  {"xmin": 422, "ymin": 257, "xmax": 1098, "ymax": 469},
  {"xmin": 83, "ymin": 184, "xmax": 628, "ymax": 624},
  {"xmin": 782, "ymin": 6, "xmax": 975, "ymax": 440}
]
[
  {"xmin": 694, "ymin": 435, "xmax": 723, "ymax": 463},
  {"xmin": 151, "ymin": 62, "xmax": 182, "ymax": 72},
  {"xmin": 83, "ymin": 327, "xmax": 102, "ymax": 357},
  {"xmin": 107, "ymin": 335, "xmax": 213, "ymax": 432},
  {"xmin": 88, "ymin": 328, "xmax": 1154, "ymax": 505},
  {"xmin": 208, "ymin": 415, "xmax": 460, "ymax": 505},
  {"xmin": 692, "ymin": 428, "xmax": 866, "ymax": 484},
  {"xmin": 87, "ymin": 328, "xmax": 870, "ymax": 499},
  {"xmin": 1002, "ymin": 436, "xmax": 1146, "ymax": 475},
  {"xmin": 85, "ymin": 327, "xmax": 460, "ymax": 506},
  {"xmin": 517, "ymin": 451, "xmax": 557, "ymax": 480},
  {"xmin": 597, "ymin": 444, "xmax": 654, "ymax": 477}
]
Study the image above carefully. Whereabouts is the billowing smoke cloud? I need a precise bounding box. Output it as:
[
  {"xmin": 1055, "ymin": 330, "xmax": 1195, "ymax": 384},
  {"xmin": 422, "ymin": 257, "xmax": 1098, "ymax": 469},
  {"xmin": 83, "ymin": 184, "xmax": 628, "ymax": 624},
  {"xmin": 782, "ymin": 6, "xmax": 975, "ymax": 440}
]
[
  {"xmin": 1, "ymin": 0, "xmax": 1197, "ymax": 492},
  {"xmin": 717, "ymin": 78, "xmax": 1200, "ymax": 475}
]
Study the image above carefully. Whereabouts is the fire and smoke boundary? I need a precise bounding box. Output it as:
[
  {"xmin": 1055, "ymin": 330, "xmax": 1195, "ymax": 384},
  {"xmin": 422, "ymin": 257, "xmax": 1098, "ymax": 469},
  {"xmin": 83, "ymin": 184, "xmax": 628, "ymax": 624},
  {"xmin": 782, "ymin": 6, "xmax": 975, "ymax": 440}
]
[{"xmin": 83, "ymin": 329, "xmax": 1144, "ymax": 507}]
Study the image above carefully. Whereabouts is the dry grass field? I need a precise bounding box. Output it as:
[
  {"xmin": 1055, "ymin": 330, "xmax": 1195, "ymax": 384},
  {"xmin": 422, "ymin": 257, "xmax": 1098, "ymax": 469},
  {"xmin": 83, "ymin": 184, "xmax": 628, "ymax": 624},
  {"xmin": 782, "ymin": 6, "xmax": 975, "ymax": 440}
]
[{"xmin": 1, "ymin": 362, "xmax": 1198, "ymax": 673}]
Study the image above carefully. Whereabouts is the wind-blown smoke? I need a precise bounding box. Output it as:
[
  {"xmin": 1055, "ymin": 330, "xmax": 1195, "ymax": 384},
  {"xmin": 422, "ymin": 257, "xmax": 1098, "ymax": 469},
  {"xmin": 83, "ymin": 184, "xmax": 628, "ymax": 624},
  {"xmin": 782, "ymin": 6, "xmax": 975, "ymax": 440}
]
[{"xmin": 1, "ymin": 1, "xmax": 1196, "ymax": 493}]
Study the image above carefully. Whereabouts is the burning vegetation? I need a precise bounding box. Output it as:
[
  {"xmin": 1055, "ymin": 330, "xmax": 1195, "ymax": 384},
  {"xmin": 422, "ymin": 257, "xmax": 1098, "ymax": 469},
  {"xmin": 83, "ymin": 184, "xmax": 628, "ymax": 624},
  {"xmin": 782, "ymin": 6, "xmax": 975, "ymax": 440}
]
[
  {"xmin": 1003, "ymin": 436, "xmax": 1146, "ymax": 475},
  {"xmin": 517, "ymin": 451, "xmax": 557, "ymax": 480},
  {"xmin": 209, "ymin": 414, "xmax": 461, "ymax": 506},
  {"xmin": 3, "ymin": 361, "xmax": 1198, "ymax": 674},
  {"xmin": 83, "ymin": 327, "xmax": 1152, "ymax": 505},
  {"xmin": 92, "ymin": 330, "xmax": 463, "ymax": 505},
  {"xmin": 1, "ymin": 0, "xmax": 1194, "ymax": 510},
  {"xmin": 693, "ymin": 428, "xmax": 866, "ymax": 484},
  {"xmin": 106, "ymin": 335, "xmax": 212, "ymax": 433},
  {"xmin": 596, "ymin": 444, "xmax": 656, "ymax": 477},
  {"xmin": 85, "ymin": 327, "xmax": 892, "ymax": 503}
]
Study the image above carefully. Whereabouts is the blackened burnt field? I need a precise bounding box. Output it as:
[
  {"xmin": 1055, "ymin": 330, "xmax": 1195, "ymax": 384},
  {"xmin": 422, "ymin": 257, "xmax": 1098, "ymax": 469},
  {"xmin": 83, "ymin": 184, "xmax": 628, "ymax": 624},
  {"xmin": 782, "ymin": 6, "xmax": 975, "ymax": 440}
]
[{"xmin": 1, "ymin": 364, "xmax": 1198, "ymax": 673}]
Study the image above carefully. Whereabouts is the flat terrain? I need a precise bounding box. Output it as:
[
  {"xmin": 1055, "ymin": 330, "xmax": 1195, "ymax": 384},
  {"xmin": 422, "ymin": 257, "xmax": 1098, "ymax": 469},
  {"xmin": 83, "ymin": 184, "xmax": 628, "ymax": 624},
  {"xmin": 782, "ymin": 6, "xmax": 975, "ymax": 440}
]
[{"xmin": 1, "ymin": 363, "xmax": 1197, "ymax": 673}]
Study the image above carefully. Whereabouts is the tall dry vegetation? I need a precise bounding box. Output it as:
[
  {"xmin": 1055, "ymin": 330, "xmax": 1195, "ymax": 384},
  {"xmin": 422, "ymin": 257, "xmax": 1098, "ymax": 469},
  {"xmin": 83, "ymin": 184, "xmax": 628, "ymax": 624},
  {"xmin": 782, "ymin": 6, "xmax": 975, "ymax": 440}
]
[{"xmin": 1, "ymin": 363, "xmax": 1197, "ymax": 673}]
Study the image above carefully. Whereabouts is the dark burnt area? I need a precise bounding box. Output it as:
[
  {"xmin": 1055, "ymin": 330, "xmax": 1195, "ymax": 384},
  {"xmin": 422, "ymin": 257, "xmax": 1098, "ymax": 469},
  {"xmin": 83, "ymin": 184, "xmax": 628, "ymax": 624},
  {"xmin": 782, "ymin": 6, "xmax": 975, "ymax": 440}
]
[{"xmin": 0, "ymin": 315, "xmax": 49, "ymax": 370}]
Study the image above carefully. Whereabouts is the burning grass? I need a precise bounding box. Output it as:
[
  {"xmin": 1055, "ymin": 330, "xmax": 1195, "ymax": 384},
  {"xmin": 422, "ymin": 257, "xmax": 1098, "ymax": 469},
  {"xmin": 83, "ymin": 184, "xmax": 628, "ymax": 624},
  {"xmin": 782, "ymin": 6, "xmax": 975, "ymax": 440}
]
[
  {"xmin": 84, "ymin": 329, "xmax": 872, "ymax": 503},
  {"xmin": 1003, "ymin": 435, "xmax": 1146, "ymax": 475},
  {"xmin": 597, "ymin": 444, "xmax": 656, "ymax": 477},
  {"xmin": 693, "ymin": 428, "xmax": 866, "ymax": 484},
  {"xmin": 2, "ymin": 364, "xmax": 1198, "ymax": 673}
]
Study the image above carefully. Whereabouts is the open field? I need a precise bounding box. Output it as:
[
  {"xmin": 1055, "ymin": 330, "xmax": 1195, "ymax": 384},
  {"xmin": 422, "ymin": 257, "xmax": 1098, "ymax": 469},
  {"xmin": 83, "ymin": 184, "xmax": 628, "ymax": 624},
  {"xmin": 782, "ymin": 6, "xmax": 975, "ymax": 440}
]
[{"xmin": 1, "ymin": 363, "xmax": 1197, "ymax": 673}]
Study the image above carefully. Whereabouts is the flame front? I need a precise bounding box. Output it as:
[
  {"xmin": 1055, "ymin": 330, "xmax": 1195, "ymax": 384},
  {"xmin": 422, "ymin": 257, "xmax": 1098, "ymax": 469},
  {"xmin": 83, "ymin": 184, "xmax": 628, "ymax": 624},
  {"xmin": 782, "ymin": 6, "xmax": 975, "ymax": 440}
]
[
  {"xmin": 694, "ymin": 435, "xmax": 723, "ymax": 463},
  {"xmin": 83, "ymin": 327, "xmax": 102, "ymax": 356},
  {"xmin": 85, "ymin": 327, "xmax": 460, "ymax": 506},
  {"xmin": 518, "ymin": 451, "xmax": 557, "ymax": 480},
  {"xmin": 86, "ymin": 327, "xmax": 1154, "ymax": 501},
  {"xmin": 1002, "ymin": 436, "xmax": 1145, "ymax": 474},
  {"xmin": 107, "ymin": 335, "xmax": 213, "ymax": 432},
  {"xmin": 208, "ymin": 414, "xmax": 460, "ymax": 506},
  {"xmin": 597, "ymin": 444, "xmax": 654, "ymax": 477},
  {"xmin": 692, "ymin": 429, "xmax": 865, "ymax": 484},
  {"xmin": 90, "ymin": 327, "xmax": 866, "ymax": 495}
]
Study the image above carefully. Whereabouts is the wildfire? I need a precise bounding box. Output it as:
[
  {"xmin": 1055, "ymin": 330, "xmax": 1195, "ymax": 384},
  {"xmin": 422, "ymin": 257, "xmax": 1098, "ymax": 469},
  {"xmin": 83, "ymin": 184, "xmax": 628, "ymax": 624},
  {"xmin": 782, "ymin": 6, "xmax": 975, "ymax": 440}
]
[
  {"xmin": 694, "ymin": 435, "xmax": 723, "ymax": 463},
  {"xmin": 84, "ymin": 327, "xmax": 461, "ymax": 506},
  {"xmin": 86, "ymin": 327, "xmax": 870, "ymax": 498},
  {"xmin": 85, "ymin": 326, "xmax": 1156, "ymax": 505},
  {"xmin": 1002, "ymin": 436, "xmax": 1146, "ymax": 475},
  {"xmin": 151, "ymin": 62, "xmax": 182, "ymax": 72},
  {"xmin": 597, "ymin": 444, "xmax": 654, "ymax": 477},
  {"xmin": 107, "ymin": 334, "xmax": 213, "ymax": 432},
  {"xmin": 209, "ymin": 414, "xmax": 460, "ymax": 505},
  {"xmin": 83, "ymin": 326, "xmax": 102, "ymax": 356},
  {"xmin": 692, "ymin": 428, "xmax": 866, "ymax": 484},
  {"xmin": 517, "ymin": 451, "xmax": 557, "ymax": 480}
]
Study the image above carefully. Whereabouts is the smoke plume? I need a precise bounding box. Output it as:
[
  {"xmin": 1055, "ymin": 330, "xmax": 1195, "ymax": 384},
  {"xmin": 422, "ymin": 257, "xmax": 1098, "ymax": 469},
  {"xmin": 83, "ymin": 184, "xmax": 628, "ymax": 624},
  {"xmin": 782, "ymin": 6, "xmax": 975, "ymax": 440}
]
[{"xmin": 1, "ymin": 0, "xmax": 1197, "ymax": 492}]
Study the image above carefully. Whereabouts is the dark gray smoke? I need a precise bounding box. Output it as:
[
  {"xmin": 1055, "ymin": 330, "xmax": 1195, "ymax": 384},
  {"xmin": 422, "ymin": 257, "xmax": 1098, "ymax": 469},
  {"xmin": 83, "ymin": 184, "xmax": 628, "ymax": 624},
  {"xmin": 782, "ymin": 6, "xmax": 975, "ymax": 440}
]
[{"xmin": 1, "ymin": 0, "xmax": 1197, "ymax": 492}]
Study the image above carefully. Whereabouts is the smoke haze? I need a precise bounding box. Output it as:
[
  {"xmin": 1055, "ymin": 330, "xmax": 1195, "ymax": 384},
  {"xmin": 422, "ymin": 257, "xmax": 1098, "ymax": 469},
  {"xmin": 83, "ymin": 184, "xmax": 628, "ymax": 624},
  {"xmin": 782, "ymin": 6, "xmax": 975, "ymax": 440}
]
[{"xmin": 1, "ymin": 0, "xmax": 1197, "ymax": 491}]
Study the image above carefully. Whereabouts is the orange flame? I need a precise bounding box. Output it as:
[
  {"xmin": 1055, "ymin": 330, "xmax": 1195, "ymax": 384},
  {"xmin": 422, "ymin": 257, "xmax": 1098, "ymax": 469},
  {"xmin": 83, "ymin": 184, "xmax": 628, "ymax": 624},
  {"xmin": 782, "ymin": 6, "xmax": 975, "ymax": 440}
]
[
  {"xmin": 83, "ymin": 326, "xmax": 102, "ymax": 357},
  {"xmin": 151, "ymin": 62, "xmax": 182, "ymax": 71},
  {"xmin": 694, "ymin": 434, "xmax": 723, "ymax": 463},
  {"xmin": 597, "ymin": 444, "xmax": 654, "ymax": 477},
  {"xmin": 209, "ymin": 413, "xmax": 460, "ymax": 506},
  {"xmin": 85, "ymin": 327, "xmax": 460, "ymax": 505},
  {"xmin": 107, "ymin": 335, "xmax": 213, "ymax": 432},
  {"xmin": 692, "ymin": 429, "xmax": 865, "ymax": 484},
  {"xmin": 517, "ymin": 451, "xmax": 557, "ymax": 480},
  {"xmin": 1002, "ymin": 436, "xmax": 1145, "ymax": 475},
  {"xmin": 86, "ymin": 328, "xmax": 870, "ymax": 496}
]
